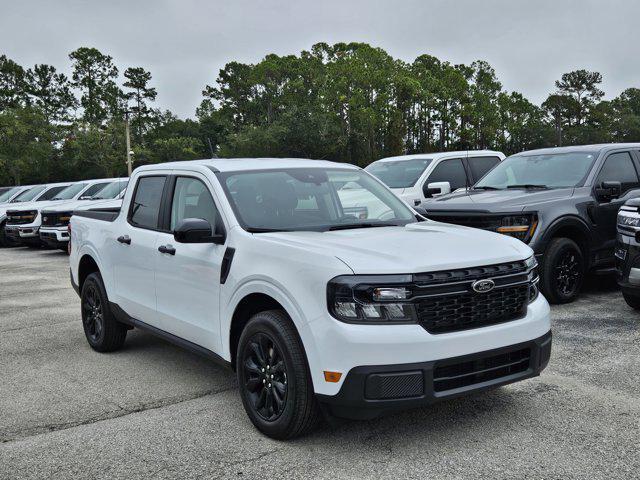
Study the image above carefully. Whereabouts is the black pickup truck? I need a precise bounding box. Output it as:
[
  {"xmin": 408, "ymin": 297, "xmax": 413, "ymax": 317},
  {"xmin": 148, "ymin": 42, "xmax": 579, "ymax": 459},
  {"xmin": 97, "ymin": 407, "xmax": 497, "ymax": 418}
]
[{"xmin": 418, "ymin": 143, "xmax": 640, "ymax": 304}]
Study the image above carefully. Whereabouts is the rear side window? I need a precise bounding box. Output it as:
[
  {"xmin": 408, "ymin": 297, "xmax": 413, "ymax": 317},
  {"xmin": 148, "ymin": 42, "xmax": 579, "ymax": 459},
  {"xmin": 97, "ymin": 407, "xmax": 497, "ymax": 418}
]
[
  {"xmin": 595, "ymin": 152, "xmax": 639, "ymax": 194},
  {"xmin": 426, "ymin": 158, "xmax": 468, "ymax": 190},
  {"xmin": 468, "ymin": 156, "xmax": 500, "ymax": 182},
  {"xmin": 129, "ymin": 176, "xmax": 167, "ymax": 229},
  {"xmin": 37, "ymin": 185, "xmax": 68, "ymax": 201}
]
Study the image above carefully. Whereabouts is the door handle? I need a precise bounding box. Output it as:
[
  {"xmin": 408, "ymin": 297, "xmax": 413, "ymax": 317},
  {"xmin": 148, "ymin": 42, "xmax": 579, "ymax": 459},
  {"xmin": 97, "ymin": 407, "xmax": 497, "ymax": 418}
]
[
  {"xmin": 158, "ymin": 245, "xmax": 176, "ymax": 255},
  {"xmin": 117, "ymin": 235, "xmax": 131, "ymax": 245}
]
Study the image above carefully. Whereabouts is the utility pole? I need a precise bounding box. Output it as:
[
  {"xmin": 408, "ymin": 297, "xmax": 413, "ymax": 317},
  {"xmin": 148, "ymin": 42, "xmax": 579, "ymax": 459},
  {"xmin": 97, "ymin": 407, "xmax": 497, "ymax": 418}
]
[{"xmin": 125, "ymin": 110, "xmax": 133, "ymax": 176}]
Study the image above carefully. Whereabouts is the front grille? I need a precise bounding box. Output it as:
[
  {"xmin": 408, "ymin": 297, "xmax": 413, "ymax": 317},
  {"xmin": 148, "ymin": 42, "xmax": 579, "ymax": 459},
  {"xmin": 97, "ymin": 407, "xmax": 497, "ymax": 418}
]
[
  {"xmin": 414, "ymin": 260, "xmax": 527, "ymax": 285},
  {"xmin": 417, "ymin": 284, "xmax": 529, "ymax": 333},
  {"xmin": 433, "ymin": 347, "xmax": 531, "ymax": 392},
  {"xmin": 6, "ymin": 210, "xmax": 37, "ymax": 225},
  {"xmin": 41, "ymin": 211, "xmax": 72, "ymax": 227}
]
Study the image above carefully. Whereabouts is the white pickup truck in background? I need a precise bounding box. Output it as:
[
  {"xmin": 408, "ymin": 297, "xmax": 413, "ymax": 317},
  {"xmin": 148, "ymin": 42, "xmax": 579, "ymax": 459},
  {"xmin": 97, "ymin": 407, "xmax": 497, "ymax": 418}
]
[
  {"xmin": 69, "ymin": 158, "xmax": 551, "ymax": 439},
  {"xmin": 366, "ymin": 150, "xmax": 505, "ymax": 206},
  {"xmin": 39, "ymin": 178, "xmax": 128, "ymax": 250}
]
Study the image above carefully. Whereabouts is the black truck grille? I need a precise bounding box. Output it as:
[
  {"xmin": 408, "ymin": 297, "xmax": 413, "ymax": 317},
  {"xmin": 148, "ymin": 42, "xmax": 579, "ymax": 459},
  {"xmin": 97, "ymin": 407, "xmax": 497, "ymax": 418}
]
[
  {"xmin": 41, "ymin": 211, "xmax": 72, "ymax": 227},
  {"xmin": 412, "ymin": 260, "xmax": 533, "ymax": 334},
  {"xmin": 6, "ymin": 210, "xmax": 37, "ymax": 225},
  {"xmin": 417, "ymin": 285, "xmax": 529, "ymax": 334},
  {"xmin": 433, "ymin": 347, "xmax": 531, "ymax": 392}
]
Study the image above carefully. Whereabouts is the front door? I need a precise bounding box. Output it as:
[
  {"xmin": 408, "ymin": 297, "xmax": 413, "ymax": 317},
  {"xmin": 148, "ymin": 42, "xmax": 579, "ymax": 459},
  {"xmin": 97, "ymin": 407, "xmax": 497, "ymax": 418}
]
[{"xmin": 154, "ymin": 174, "xmax": 226, "ymax": 352}]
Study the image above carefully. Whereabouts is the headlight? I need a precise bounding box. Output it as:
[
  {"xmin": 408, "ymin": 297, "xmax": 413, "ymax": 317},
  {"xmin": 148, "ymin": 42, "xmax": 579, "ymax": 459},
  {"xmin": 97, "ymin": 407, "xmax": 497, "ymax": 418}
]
[
  {"xmin": 327, "ymin": 275, "xmax": 417, "ymax": 324},
  {"xmin": 618, "ymin": 213, "xmax": 640, "ymax": 228},
  {"xmin": 525, "ymin": 255, "xmax": 540, "ymax": 303},
  {"xmin": 496, "ymin": 214, "xmax": 538, "ymax": 243}
]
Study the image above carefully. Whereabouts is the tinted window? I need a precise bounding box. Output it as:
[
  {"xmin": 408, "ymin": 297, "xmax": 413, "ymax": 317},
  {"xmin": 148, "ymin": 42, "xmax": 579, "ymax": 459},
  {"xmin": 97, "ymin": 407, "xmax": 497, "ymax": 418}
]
[
  {"xmin": 53, "ymin": 183, "xmax": 87, "ymax": 200},
  {"xmin": 81, "ymin": 182, "xmax": 111, "ymax": 198},
  {"xmin": 129, "ymin": 176, "xmax": 166, "ymax": 229},
  {"xmin": 12, "ymin": 186, "xmax": 45, "ymax": 202},
  {"xmin": 366, "ymin": 158, "xmax": 432, "ymax": 188},
  {"xmin": 596, "ymin": 152, "xmax": 639, "ymax": 194},
  {"xmin": 0, "ymin": 187, "xmax": 20, "ymax": 203},
  {"xmin": 38, "ymin": 185, "xmax": 69, "ymax": 201},
  {"xmin": 170, "ymin": 177, "xmax": 220, "ymax": 232},
  {"xmin": 468, "ymin": 156, "xmax": 500, "ymax": 182},
  {"xmin": 426, "ymin": 159, "xmax": 468, "ymax": 190}
]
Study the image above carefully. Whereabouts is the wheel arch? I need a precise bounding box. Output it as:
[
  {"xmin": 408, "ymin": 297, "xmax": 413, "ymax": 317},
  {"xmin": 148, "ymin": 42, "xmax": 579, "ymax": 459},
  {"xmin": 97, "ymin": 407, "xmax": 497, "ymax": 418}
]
[
  {"xmin": 78, "ymin": 253, "xmax": 101, "ymax": 292},
  {"xmin": 540, "ymin": 215, "xmax": 592, "ymax": 266}
]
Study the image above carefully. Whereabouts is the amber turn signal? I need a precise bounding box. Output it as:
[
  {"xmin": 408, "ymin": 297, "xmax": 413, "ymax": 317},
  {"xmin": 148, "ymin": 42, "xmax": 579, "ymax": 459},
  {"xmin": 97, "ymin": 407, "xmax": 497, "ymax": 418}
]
[{"xmin": 323, "ymin": 371, "xmax": 342, "ymax": 382}]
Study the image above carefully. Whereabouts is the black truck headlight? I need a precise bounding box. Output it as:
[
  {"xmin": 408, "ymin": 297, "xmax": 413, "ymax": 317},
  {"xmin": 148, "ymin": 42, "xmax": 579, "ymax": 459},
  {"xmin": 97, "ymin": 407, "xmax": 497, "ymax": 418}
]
[
  {"xmin": 327, "ymin": 275, "xmax": 417, "ymax": 324},
  {"xmin": 496, "ymin": 214, "xmax": 538, "ymax": 243}
]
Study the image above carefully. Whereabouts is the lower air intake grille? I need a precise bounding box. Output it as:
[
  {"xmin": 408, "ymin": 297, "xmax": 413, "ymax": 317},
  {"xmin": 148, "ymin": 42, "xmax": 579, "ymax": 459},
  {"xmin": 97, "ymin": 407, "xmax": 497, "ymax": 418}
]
[
  {"xmin": 365, "ymin": 371, "xmax": 424, "ymax": 399},
  {"xmin": 433, "ymin": 347, "xmax": 531, "ymax": 393}
]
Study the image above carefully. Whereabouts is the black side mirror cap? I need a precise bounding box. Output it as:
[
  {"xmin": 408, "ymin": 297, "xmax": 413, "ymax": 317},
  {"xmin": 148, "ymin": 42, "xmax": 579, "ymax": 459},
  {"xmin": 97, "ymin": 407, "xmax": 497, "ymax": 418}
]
[
  {"xmin": 173, "ymin": 218, "xmax": 225, "ymax": 244},
  {"xmin": 596, "ymin": 180, "xmax": 622, "ymax": 201}
]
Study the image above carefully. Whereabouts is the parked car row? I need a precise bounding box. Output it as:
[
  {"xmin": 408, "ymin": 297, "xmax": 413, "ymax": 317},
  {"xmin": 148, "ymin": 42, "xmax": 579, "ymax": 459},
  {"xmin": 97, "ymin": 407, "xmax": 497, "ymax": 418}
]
[{"xmin": 0, "ymin": 178, "xmax": 128, "ymax": 249}]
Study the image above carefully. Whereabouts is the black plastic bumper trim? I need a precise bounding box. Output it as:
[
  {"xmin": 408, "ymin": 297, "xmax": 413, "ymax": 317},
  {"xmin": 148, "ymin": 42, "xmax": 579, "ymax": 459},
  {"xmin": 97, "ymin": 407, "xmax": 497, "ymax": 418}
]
[{"xmin": 317, "ymin": 330, "xmax": 552, "ymax": 420}]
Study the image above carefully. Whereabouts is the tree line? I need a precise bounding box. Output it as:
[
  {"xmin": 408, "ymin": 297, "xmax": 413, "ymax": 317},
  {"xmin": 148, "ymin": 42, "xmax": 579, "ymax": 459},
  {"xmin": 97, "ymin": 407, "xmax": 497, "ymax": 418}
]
[{"xmin": 1, "ymin": 42, "xmax": 639, "ymax": 186}]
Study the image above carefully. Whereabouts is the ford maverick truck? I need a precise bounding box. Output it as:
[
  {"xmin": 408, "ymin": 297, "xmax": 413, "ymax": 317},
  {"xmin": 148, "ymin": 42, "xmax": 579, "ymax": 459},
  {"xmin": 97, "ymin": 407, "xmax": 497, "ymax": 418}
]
[{"xmin": 69, "ymin": 158, "xmax": 551, "ymax": 439}]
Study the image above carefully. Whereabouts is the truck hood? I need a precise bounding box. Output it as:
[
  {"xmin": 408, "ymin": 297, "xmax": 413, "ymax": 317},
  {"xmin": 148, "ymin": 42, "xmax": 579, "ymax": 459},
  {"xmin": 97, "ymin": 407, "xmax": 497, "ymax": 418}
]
[
  {"xmin": 5, "ymin": 199, "xmax": 70, "ymax": 213},
  {"xmin": 41, "ymin": 198, "xmax": 106, "ymax": 213},
  {"xmin": 75, "ymin": 198, "xmax": 123, "ymax": 211},
  {"xmin": 258, "ymin": 222, "xmax": 531, "ymax": 274},
  {"xmin": 422, "ymin": 187, "xmax": 575, "ymax": 213}
]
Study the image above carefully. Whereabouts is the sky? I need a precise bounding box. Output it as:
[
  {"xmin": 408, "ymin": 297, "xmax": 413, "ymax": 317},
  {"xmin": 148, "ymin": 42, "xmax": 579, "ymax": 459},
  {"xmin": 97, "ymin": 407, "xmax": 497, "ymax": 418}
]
[{"xmin": 2, "ymin": 0, "xmax": 639, "ymax": 118}]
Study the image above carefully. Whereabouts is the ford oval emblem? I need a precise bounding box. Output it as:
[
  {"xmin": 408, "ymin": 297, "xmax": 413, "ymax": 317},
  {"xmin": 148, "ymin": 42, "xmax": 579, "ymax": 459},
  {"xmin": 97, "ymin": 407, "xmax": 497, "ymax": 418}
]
[{"xmin": 472, "ymin": 279, "xmax": 495, "ymax": 293}]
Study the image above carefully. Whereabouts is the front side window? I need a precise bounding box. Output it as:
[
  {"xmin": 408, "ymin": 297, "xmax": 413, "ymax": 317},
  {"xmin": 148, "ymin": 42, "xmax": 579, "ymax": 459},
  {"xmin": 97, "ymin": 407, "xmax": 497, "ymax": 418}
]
[
  {"xmin": 53, "ymin": 183, "xmax": 87, "ymax": 200},
  {"xmin": 93, "ymin": 180, "xmax": 128, "ymax": 200},
  {"xmin": 38, "ymin": 185, "xmax": 69, "ymax": 201},
  {"xmin": 365, "ymin": 158, "xmax": 432, "ymax": 188},
  {"xmin": 426, "ymin": 159, "xmax": 468, "ymax": 190},
  {"xmin": 11, "ymin": 186, "xmax": 45, "ymax": 202},
  {"xmin": 80, "ymin": 182, "xmax": 111, "ymax": 199},
  {"xmin": 595, "ymin": 152, "xmax": 639, "ymax": 194},
  {"xmin": 219, "ymin": 168, "xmax": 416, "ymax": 232},
  {"xmin": 129, "ymin": 176, "xmax": 166, "ymax": 229},
  {"xmin": 475, "ymin": 152, "xmax": 598, "ymax": 189},
  {"xmin": 170, "ymin": 177, "xmax": 221, "ymax": 232},
  {"xmin": 0, "ymin": 187, "xmax": 20, "ymax": 203}
]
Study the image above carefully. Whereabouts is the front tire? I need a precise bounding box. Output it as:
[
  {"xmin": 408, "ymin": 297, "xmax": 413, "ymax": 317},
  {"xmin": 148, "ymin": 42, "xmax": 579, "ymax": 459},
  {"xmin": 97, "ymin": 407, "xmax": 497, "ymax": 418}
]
[
  {"xmin": 540, "ymin": 237, "xmax": 585, "ymax": 304},
  {"xmin": 623, "ymin": 291, "xmax": 640, "ymax": 310},
  {"xmin": 81, "ymin": 272, "xmax": 127, "ymax": 352},
  {"xmin": 236, "ymin": 310, "xmax": 321, "ymax": 439}
]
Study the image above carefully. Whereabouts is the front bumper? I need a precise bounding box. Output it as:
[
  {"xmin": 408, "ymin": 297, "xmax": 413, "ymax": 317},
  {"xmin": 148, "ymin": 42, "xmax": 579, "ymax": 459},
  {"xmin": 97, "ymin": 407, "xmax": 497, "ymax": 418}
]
[
  {"xmin": 39, "ymin": 227, "xmax": 69, "ymax": 248},
  {"xmin": 318, "ymin": 330, "xmax": 552, "ymax": 420},
  {"xmin": 4, "ymin": 225, "xmax": 41, "ymax": 245}
]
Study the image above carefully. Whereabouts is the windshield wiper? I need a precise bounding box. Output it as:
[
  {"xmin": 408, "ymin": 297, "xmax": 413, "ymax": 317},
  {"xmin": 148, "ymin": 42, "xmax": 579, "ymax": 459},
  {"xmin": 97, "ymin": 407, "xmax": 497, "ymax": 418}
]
[
  {"xmin": 473, "ymin": 186, "xmax": 502, "ymax": 190},
  {"xmin": 329, "ymin": 222, "xmax": 398, "ymax": 231},
  {"xmin": 52, "ymin": 197, "xmax": 63, "ymax": 200},
  {"xmin": 246, "ymin": 227, "xmax": 288, "ymax": 233},
  {"xmin": 506, "ymin": 184, "xmax": 549, "ymax": 190}
]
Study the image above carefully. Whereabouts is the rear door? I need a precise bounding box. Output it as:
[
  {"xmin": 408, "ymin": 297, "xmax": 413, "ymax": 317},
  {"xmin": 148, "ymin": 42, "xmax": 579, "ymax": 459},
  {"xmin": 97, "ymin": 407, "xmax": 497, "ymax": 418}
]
[
  {"xmin": 112, "ymin": 174, "xmax": 168, "ymax": 323},
  {"xmin": 154, "ymin": 173, "xmax": 227, "ymax": 351}
]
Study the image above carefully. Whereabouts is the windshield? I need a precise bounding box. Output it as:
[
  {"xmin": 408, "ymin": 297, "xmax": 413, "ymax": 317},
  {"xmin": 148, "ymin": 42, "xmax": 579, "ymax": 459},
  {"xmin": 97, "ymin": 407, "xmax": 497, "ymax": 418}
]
[
  {"xmin": 365, "ymin": 158, "xmax": 432, "ymax": 188},
  {"xmin": 92, "ymin": 180, "xmax": 128, "ymax": 199},
  {"xmin": 218, "ymin": 168, "xmax": 416, "ymax": 232},
  {"xmin": 53, "ymin": 183, "xmax": 87, "ymax": 200},
  {"xmin": 11, "ymin": 186, "xmax": 45, "ymax": 202},
  {"xmin": 475, "ymin": 152, "xmax": 598, "ymax": 189},
  {"xmin": 0, "ymin": 187, "xmax": 20, "ymax": 203}
]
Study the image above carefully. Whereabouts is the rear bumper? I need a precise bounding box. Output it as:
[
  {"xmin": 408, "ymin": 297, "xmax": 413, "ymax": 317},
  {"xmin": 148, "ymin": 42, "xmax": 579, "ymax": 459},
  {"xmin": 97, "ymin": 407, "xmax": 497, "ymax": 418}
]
[{"xmin": 317, "ymin": 330, "xmax": 552, "ymax": 420}]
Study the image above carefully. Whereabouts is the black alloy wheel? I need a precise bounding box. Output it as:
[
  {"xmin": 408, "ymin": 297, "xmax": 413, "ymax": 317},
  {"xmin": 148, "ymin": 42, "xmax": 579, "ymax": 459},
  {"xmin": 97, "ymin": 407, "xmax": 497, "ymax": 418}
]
[
  {"xmin": 555, "ymin": 249, "xmax": 581, "ymax": 296},
  {"xmin": 541, "ymin": 237, "xmax": 585, "ymax": 304},
  {"xmin": 82, "ymin": 282, "xmax": 104, "ymax": 343},
  {"xmin": 241, "ymin": 332, "xmax": 288, "ymax": 421}
]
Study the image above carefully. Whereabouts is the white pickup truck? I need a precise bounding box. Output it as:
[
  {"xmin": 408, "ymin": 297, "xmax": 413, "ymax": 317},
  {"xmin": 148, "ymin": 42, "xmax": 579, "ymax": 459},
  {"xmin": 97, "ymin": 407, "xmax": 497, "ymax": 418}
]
[{"xmin": 69, "ymin": 158, "xmax": 551, "ymax": 439}]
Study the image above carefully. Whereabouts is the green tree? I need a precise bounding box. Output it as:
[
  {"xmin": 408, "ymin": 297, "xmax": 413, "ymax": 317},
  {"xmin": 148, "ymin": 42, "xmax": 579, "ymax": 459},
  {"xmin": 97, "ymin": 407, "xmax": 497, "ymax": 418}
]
[
  {"xmin": 0, "ymin": 55, "xmax": 26, "ymax": 111},
  {"xmin": 123, "ymin": 67, "xmax": 157, "ymax": 142},
  {"xmin": 69, "ymin": 47, "xmax": 122, "ymax": 125},
  {"xmin": 24, "ymin": 64, "xmax": 77, "ymax": 122}
]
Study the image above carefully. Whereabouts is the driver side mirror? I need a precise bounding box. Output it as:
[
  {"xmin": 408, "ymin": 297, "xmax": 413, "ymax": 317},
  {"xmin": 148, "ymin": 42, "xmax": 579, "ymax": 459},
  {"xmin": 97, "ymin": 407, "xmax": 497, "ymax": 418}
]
[
  {"xmin": 423, "ymin": 181, "xmax": 451, "ymax": 198},
  {"xmin": 596, "ymin": 180, "xmax": 622, "ymax": 201},
  {"xmin": 173, "ymin": 218, "xmax": 225, "ymax": 244}
]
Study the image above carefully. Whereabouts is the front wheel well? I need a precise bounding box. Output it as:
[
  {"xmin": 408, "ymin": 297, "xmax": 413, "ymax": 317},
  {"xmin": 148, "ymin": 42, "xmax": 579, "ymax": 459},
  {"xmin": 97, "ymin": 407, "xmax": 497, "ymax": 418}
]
[
  {"xmin": 78, "ymin": 254, "xmax": 100, "ymax": 292},
  {"xmin": 547, "ymin": 224, "xmax": 590, "ymax": 266},
  {"xmin": 229, "ymin": 293, "xmax": 286, "ymax": 369}
]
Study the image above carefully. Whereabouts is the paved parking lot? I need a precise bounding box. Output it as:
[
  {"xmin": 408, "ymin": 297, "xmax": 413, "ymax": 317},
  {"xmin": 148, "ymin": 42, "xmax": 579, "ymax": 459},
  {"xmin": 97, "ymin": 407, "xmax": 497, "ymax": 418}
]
[{"xmin": 1, "ymin": 247, "xmax": 639, "ymax": 479}]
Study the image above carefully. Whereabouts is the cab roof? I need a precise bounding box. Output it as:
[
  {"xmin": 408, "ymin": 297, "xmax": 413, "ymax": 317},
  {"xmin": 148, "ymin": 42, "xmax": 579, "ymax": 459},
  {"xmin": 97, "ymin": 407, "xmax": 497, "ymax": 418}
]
[
  {"xmin": 372, "ymin": 150, "xmax": 504, "ymax": 164},
  {"xmin": 135, "ymin": 158, "xmax": 359, "ymax": 173},
  {"xmin": 514, "ymin": 143, "xmax": 640, "ymax": 156}
]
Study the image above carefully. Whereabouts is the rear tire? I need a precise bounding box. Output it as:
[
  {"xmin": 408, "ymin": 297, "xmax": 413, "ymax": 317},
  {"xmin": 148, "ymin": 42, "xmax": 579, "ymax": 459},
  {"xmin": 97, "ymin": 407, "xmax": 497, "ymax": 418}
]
[
  {"xmin": 236, "ymin": 310, "xmax": 321, "ymax": 439},
  {"xmin": 540, "ymin": 237, "xmax": 585, "ymax": 304},
  {"xmin": 622, "ymin": 292, "xmax": 640, "ymax": 310},
  {"xmin": 81, "ymin": 272, "xmax": 127, "ymax": 352}
]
